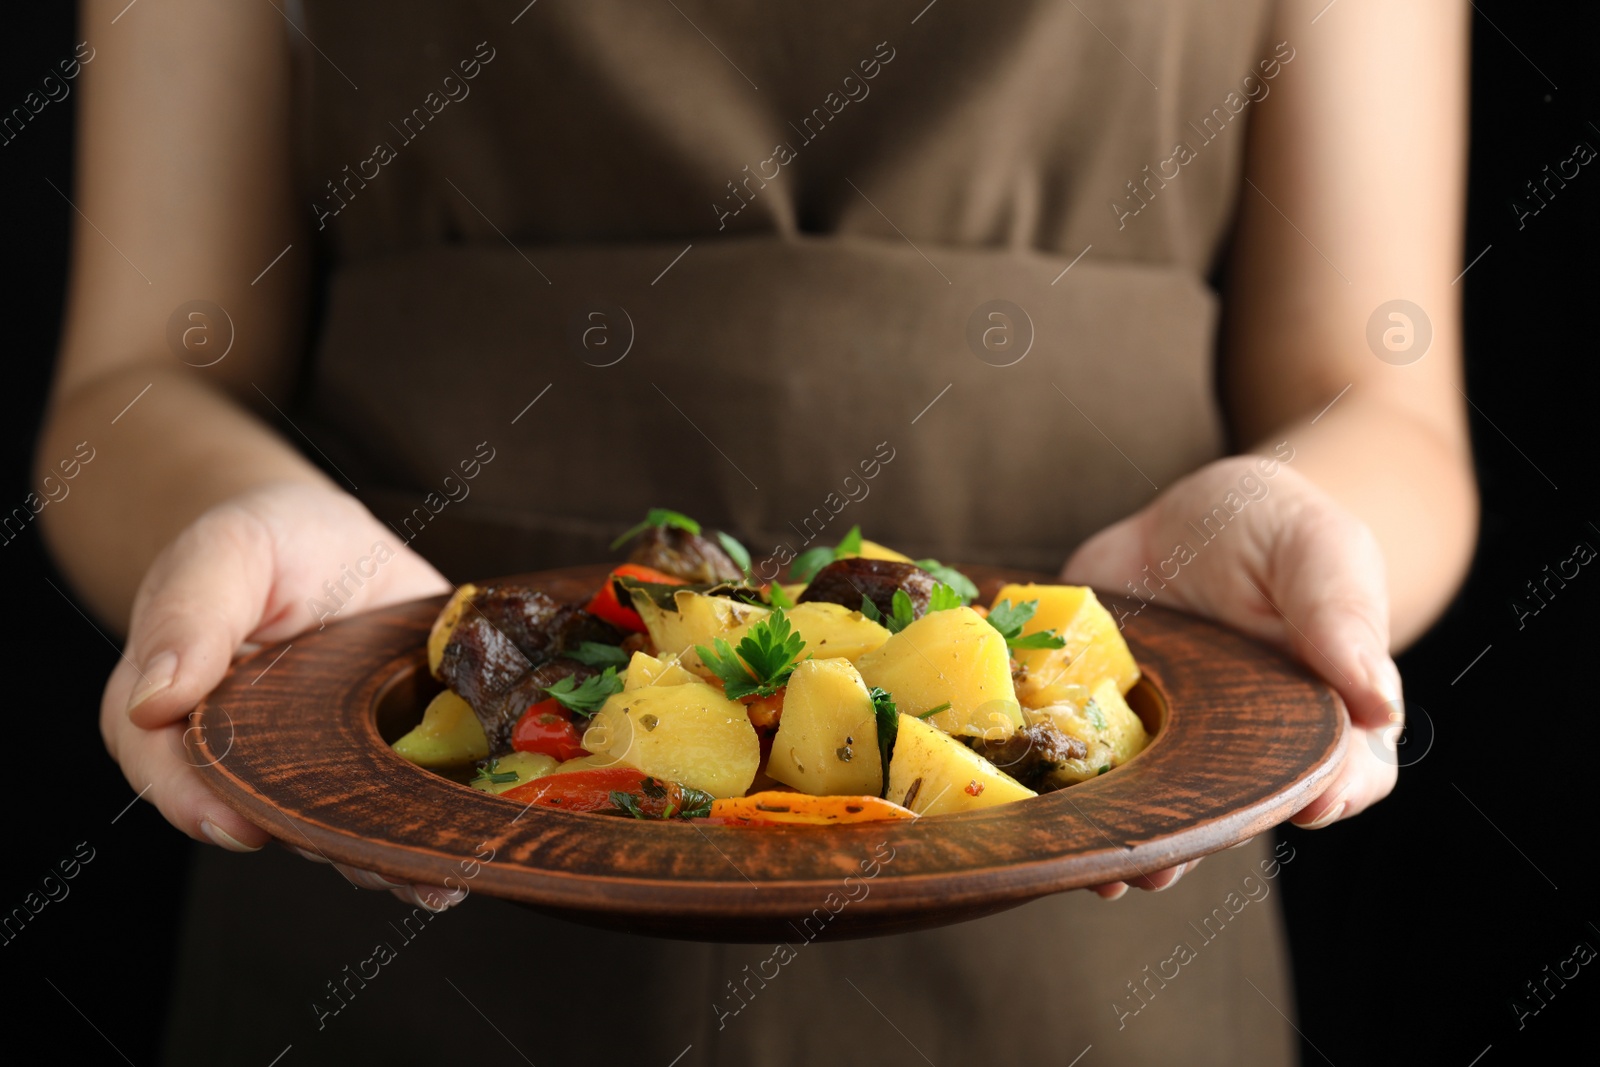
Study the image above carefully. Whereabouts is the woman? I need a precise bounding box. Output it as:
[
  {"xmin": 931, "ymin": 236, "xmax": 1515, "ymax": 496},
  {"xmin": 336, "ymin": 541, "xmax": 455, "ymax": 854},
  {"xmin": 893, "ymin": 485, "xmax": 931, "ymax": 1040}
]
[{"xmin": 40, "ymin": 1, "xmax": 1474, "ymax": 1063}]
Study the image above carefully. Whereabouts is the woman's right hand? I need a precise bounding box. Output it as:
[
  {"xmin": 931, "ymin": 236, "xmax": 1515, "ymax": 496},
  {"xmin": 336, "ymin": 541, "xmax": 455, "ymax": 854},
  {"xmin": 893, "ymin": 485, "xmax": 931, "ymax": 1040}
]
[{"xmin": 101, "ymin": 481, "xmax": 457, "ymax": 904}]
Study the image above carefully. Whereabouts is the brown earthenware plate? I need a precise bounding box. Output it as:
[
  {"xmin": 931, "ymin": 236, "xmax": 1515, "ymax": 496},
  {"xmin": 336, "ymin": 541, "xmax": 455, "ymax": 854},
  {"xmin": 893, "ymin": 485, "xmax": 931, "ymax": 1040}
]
[{"xmin": 188, "ymin": 564, "xmax": 1347, "ymax": 942}]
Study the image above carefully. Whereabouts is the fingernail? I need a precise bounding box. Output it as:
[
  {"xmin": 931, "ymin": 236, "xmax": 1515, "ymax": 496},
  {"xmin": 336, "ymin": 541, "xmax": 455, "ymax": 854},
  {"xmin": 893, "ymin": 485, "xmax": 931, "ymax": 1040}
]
[
  {"xmin": 201, "ymin": 820, "xmax": 263, "ymax": 852},
  {"xmin": 1296, "ymin": 800, "xmax": 1347, "ymax": 830},
  {"xmin": 127, "ymin": 651, "xmax": 178, "ymax": 714},
  {"xmin": 1100, "ymin": 883, "xmax": 1129, "ymax": 901},
  {"xmin": 1361, "ymin": 647, "xmax": 1404, "ymax": 711},
  {"xmin": 1151, "ymin": 862, "xmax": 1187, "ymax": 892}
]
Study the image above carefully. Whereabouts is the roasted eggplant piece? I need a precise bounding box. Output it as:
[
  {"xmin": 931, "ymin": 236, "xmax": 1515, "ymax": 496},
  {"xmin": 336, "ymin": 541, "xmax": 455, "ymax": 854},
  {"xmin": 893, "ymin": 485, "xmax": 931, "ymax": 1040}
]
[
  {"xmin": 624, "ymin": 524, "xmax": 745, "ymax": 584},
  {"xmin": 965, "ymin": 722, "xmax": 1087, "ymax": 789},
  {"xmin": 798, "ymin": 558, "xmax": 936, "ymax": 620}
]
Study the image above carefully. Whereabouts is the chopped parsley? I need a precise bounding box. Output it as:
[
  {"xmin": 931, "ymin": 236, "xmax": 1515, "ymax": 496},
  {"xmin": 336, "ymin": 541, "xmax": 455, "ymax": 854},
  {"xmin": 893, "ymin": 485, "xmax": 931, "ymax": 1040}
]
[
  {"xmin": 612, "ymin": 777, "xmax": 716, "ymax": 820},
  {"xmin": 868, "ymin": 687, "xmax": 899, "ymax": 795},
  {"xmin": 914, "ymin": 701, "xmax": 953, "ymax": 720},
  {"xmin": 790, "ymin": 524, "xmax": 865, "ymax": 581},
  {"xmin": 986, "ymin": 599, "xmax": 1068, "ymax": 653},
  {"xmin": 696, "ymin": 607, "xmax": 808, "ymax": 700},
  {"xmin": 1084, "ymin": 699, "xmax": 1107, "ymax": 730},
  {"xmin": 472, "ymin": 759, "xmax": 520, "ymax": 786},
  {"xmin": 545, "ymin": 666, "xmax": 623, "ymax": 718},
  {"xmin": 766, "ymin": 580, "xmax": 795, "ymax": 609},
  {"xmin": 564, "ymin": 641, "xmax": 631, "ymax": 669},
  {"xmin": 609, "ymin": 508, "xmax": 701, "ymax": 550},
  {"xmin": 914, "ymin": 559, "xmax": 979, "ymax": 603}
]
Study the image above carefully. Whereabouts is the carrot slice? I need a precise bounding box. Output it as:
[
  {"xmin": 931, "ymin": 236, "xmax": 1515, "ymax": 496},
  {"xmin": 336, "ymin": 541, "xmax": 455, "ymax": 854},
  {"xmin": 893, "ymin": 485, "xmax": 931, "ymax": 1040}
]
[{"xmin": 709, "ymin": 791, "xmax": 916, "ymax": 825}]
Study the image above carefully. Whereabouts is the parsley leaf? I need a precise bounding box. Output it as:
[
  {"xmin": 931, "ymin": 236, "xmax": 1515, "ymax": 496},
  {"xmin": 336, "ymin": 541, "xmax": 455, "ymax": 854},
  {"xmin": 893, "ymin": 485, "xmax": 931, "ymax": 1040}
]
[
  {"xmin": 545, "ymin": 667, "xmax": 623, "ymax": 718},
  {"xmin": 914, "ymin": 559, "xmax": 979, "ymax": 603},
  {"xmin": 565, "ymin": 641, "xmax": 631, "ymax": 669},
  {"xmin": 695, "ymin": 608, "xmax": 807, "ymax": 700},
  {"xmin": 789, "ymin": 524, "xmax": 865, "ymax": 581},
  {"xmin": 766, "ymin": 580, "xmax": 795, "ymax": 609},
  {"xmin": 927, "ymin": 583, "xmax": 964, "ymax": 613},
  {"xmin": 869, "ymin": 687, "xmax": 899, "ymax": 795},
  {"xmin": 609, "ymin": 508, "xmax": 701, "ymax": 551},
  {"xmin": 612, "ymin": 778, "xmax": 715, "ymax": 820},
  {"xmin": 714, "ymin": 530, "xmax": 753, "ymax": 578},
  {"xmin": 860, "ymin": 590, "xmax": 916, "ymax": 634},
  {"xmin": 914, "ymin": 701, "xmax": 953, "ymax": 720},
  {"xmin": 472, "ymin": 759, "xmax": 519, "ymax": 785},
  {"xmin": 986, "ymin": 599, "xmax": 1067, "ymax": 653},
  {"xmin": 1084, "ymin": 699, "xmax": 1107, "ymax": 730}
]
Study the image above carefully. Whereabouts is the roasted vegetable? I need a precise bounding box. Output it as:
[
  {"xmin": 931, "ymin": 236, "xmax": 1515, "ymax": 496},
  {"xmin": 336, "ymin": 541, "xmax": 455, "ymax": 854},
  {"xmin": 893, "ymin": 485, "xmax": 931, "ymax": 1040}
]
[
  {"xmin": 623, "ymin": 650, "xmax": 699, "ymax": 690},
  {"xmin": 710, "ymin": 792, "xmax": 916, "ymax": 825},
  {"xmin": 502, "ymin": 766, "xmax": 658, "ymax": 812},
  {"xmin": 470, "ymin": 752, "xmax": 559, "ymax": 794},
  {"xmin": 630, "ymin": 589, "xmax": 770, "ymax": 668},
  {"xmin": 586, "ymin": 563, "xmax": 686, "ymax": 631},
  {"xmin": 887, "ymin": 713, "xmax": 1036, "ymax": 815},
  {"xmin": 392, "ymin": 689, "xmax": 490, "ymax": 768},
  {"xmin": 799, "ymin": 557, "xmax": 936, "ymax": 621},
  {"xmin": 781, "ymin": 602, "xmax": 891, "ymax": 663},
  {"xmin": 510, "ymin": 697, "xmax": 589, "ymax": 762},
  {"xmin": 766, "ymin": 659, "xmax": 882, "ymax": 797},
  {"xmin": 856, "ymin": 606, "xmax": 1023, "ymax": 737},
  {"xmin": 582, "ymin": 681, "xmax": 761, "ymax": 797},
  {"xmin": 427, "ymin": 583, "xmax": 478, "ymax": 678},
  {"xmin": 993, "ymin": 583, "xmax": 1140, "ymax": 705},
  {"xmin": 1029, "ymin": 678, "xmax": 1151, "ymax": 786}
]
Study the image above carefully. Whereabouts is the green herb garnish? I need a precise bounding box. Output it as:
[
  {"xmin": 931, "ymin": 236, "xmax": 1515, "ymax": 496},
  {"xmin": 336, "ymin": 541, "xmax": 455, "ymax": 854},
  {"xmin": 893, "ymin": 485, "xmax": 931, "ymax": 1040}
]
[
  {"xmin": 766, "ymin": 580, "xmax": 795, "ymax": 610},
  {"xmin": 868, "ymin": 687, "xmax": 899, "ymax": 796},
  {"xmin": 927, "ymin": 582, "xmax": 964, "ymax": 613},
  {"xmin": 986, "ymin": 599, "xmax": 1067, "ymax": 652},
  {"xmin": 472, "ymin": 759, "xmax": 519, "ymax": 786},
  {"xmin": 914, "ymin": 559, "xmax": 979, "ymax": 603},
  {"xmin": 714, "ymin": 530, "xmax": 753, "ymax": 578},
  {"xmin": 860, "ymin": 589, "xmax": 918, "ymax": 634},
  {"xmin": 914, "ymin": 701, "xmax": 953, "ymax": 720},
  {"xmin": 1085, "ymin": 699, "xmax": 1107, "ymax": 730},
  {"xmin": 609, "ymin": 508, "xmax": 701, "ymax": 550},
  {"xmin": 790, "ymin": 524, "xmax": 864, "ymax": 581},
  {"xmin": 613, "ymin": 777, "xmax": 715, "ymax": 820},
  {"xmin": 1096, "ymin": 765, "xmax": 1110, "ymax": 776},
  {"xmin": 545, "ymin": 666, "xmax": 623, "ymax": 718},
  {"xmin": 696, "ymin": 608, "xmax": 807, "ymax": 700},
  {"xmin": 565, "ymin": 641, "xmax": 631, "ymax": 669}
]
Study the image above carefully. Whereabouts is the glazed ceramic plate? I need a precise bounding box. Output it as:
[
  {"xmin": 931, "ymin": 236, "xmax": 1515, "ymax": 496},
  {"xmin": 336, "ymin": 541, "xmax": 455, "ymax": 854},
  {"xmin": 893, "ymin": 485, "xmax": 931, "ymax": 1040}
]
[{"xmin": 189, "ymin": 564, "xmax": 1347, "ymax": 942}]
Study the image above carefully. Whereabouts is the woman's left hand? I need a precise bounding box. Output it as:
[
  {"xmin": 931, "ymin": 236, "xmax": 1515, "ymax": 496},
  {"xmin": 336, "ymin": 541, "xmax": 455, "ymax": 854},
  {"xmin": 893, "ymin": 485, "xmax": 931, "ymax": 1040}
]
[{"xmin": 1061, "ymin": 454, "xmax": 1404, "ymax": 896}]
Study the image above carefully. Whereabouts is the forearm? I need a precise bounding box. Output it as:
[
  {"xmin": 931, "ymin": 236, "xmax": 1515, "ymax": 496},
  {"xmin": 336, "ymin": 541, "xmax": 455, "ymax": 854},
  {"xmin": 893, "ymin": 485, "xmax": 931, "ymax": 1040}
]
[
  {"xmin": 1246, "ymin": 393, "xmax": 1477, "ymax": 648},
  {"xmin": 36, "ymin": 363, "xmax": 333, "ymax": 627}
]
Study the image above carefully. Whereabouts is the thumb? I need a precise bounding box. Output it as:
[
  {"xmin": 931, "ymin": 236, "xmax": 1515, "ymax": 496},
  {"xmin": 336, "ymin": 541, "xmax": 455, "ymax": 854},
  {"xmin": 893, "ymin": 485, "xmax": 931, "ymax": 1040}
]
[
  {"xmin": 1265, "ymin": 500, "xmax": 1401, "ymax": 734},
  {"xmin": 123, "ymin": 504, "xmax": 275, "ymax": 729},
  {"xmin": 1060, "ymin": 510, "xmax": 1151, "ymax": 590}
]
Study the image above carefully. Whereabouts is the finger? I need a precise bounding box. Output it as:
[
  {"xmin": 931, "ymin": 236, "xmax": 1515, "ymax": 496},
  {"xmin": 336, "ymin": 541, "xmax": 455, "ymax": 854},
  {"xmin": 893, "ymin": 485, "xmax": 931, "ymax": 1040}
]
[
  {"xmin": 102, "ymin": 706, "xmax": 271, "ymax": 850},
  {"xmin": 1266, "ymin": 502, "xmax": 1401, "ymax": 734},
  {"xmin": 1291, "ymin": 725, "xmax": 1399, "ymax": 828},
  {"xmin": 124, "ymin": 507, "xmax": 275, "ymax": 728},
  {"xmin": 1091, "ymin": 882, "xmax": 1129, "ymax": 900},
  {"xmin": 1127, "ymin": 861, "xmax": 1188, "ymax": 892},
  {"xmin": 1060, "ymin": 511, "xmax": 1152, "ymax": 588},
  {"xmin": 389, "ymin": 882, "xmax": 468, "ymax": 912}
]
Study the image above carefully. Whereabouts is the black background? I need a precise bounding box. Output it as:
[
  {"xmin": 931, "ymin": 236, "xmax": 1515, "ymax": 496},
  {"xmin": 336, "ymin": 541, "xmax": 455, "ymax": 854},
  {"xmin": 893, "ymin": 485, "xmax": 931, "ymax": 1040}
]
[{"xmin": 3, "ymin": 5, "xmax": 1595, "ymax": 1064}]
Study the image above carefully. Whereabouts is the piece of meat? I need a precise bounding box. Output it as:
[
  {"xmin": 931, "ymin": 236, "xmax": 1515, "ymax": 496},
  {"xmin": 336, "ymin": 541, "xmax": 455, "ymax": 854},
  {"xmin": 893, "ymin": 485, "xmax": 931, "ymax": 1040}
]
[
  {"xmin": 966, "ymin": 723, "xmax": 1088, "ymax": 788},
  {"xmin": 626, "ymin": 525, "xmax": 744, "ymax": 583},
  {"xmin": 798, "ymin": 558, "xmax": 936, "ymax": 620},
  {"xmin": 547, "ymin": 603, "xmax": 626, "ymax": 654},
  {"xmin": 479, "ymin": 658, "xmax": 600, "ymax": 754},
  {"xmin": 437, "ymin": 613, "xmax": 533, "ymax": 712}
]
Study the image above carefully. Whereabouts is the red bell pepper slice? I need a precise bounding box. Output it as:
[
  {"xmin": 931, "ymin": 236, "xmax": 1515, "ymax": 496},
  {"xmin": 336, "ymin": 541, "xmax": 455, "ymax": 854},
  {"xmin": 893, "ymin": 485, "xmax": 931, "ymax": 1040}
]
[
  {"xmin": 510, "ymin": 698, "xmax": 589, "ymax": 762},
  {"xmin": 501, "ymin": 767, "xmax": 653, "ymax": 812},
  {"xmin": 584, "ymin": 563, "xmax": 685, "ymax": 632}
]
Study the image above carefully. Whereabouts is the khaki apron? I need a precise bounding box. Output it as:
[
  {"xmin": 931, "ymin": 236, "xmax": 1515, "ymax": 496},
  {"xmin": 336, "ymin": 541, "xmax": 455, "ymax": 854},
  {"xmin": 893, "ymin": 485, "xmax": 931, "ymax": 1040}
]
[{"xmin": 165, "ymin": 3, "xmax": 1298, "ymax": 1063}]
